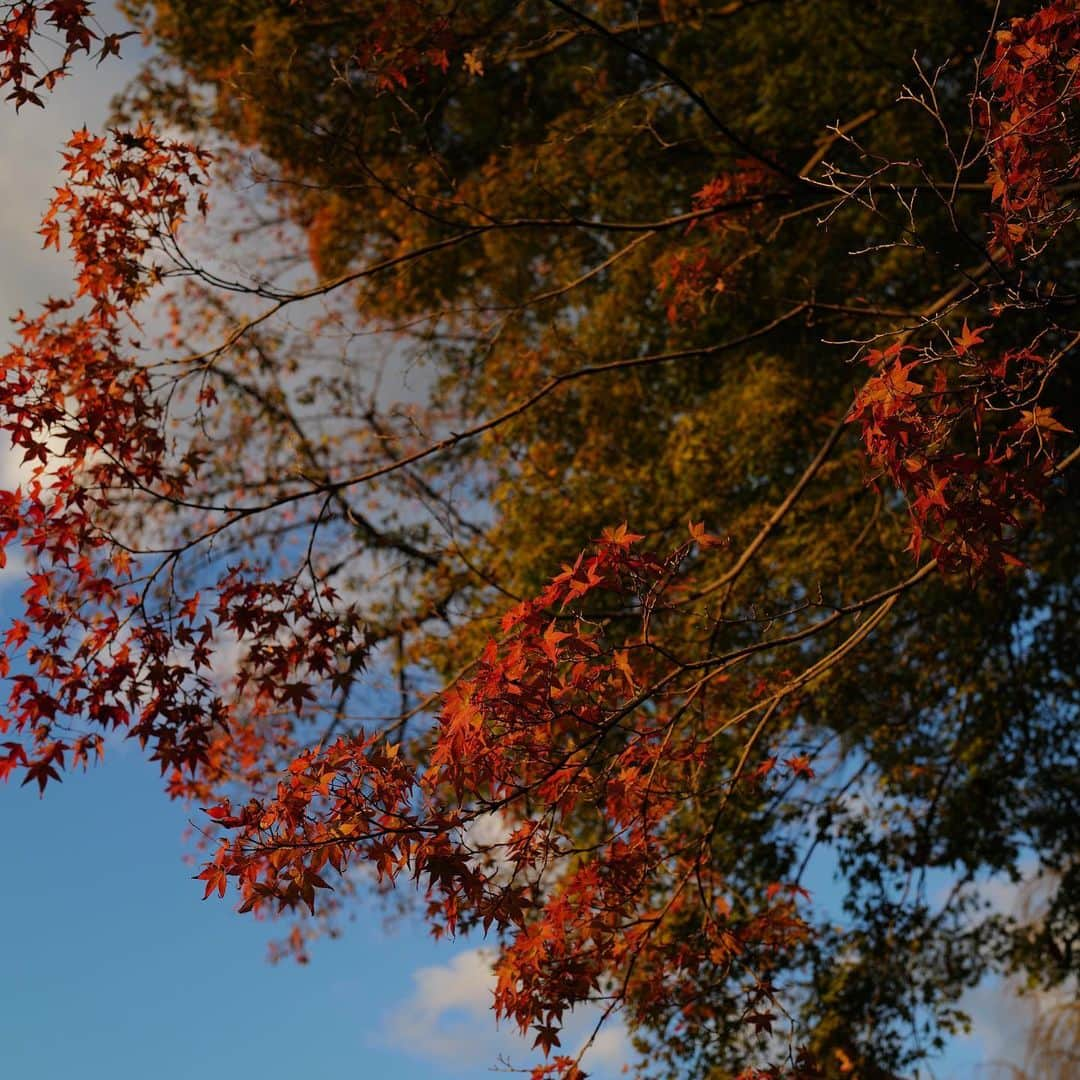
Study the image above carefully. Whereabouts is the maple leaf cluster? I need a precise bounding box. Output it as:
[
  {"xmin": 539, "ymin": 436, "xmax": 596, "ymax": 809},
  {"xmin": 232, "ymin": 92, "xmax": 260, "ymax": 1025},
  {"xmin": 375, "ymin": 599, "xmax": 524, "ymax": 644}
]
[
  {"xmin": 845, "ymin": 6, "xmax": 1080, "ymax": 576},
  {"xmin": 0, "ymin": 126, "xmax": 369, "ymax": 805},
  {"xmin": 846, "ymin": 330, "xmax": 1071, "ymax": 574},
  {"xmin": 656, "ymin": 164, "xmax": 772, "ymax": 325},
  {"xmin": 0, "ymin": 1, "xmax": 130, "ymax": 108},
  {"xmin": 983, "ymin": 0, "xmax": 1080, "ymax": 258},
  {"xmin": 193, "ymin": 528, "xmax": 815, "ymax": 1078},
  {"xmin": 0, "ymin": 126, "xmax": 211, "ymax": 789}
]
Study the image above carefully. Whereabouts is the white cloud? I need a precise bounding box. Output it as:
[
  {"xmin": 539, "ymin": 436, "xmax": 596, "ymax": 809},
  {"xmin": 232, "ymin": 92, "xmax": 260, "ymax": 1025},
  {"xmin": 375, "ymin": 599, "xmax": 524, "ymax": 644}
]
[{"xmin": 381, "ymin": 945, "xmax": 633, "ymax": 1078}]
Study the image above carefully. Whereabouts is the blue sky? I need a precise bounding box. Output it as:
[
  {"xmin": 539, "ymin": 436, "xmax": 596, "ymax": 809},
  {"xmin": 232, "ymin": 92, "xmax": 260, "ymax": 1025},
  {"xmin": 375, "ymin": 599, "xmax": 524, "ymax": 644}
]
[
  {"xmin": 0, "ymin": 746, "xmax": 630, "ymax": 1080},
  {"xmin": 0, "ymin": 16, "xmax": 1040, "ymax": 1080}
]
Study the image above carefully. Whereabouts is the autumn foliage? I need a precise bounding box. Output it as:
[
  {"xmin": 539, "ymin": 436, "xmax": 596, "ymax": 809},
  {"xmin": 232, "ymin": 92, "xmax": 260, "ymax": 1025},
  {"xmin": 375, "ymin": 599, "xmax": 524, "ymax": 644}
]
[{"xmin": 2, "ymin": 2, "xmax": 1079, "ymax": 1078}]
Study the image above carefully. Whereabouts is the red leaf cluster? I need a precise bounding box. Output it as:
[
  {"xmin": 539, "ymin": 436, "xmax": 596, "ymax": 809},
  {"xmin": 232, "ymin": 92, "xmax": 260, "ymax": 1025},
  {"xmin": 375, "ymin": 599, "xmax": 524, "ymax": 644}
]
[
  {"xmin": 656, "ymin": 165, "xmax": 772, "ymax": 324},
  {"xmin": 984, "ymin": 1, "xmax": 1080, "ymax": 257},
  {"xmin": 847, "ymin": 333, "xmax": 1069, "ymax": 574},
  {"xmin": 194, "ymin": 530, "xmax": 811, "ymax": 1076},
  {"xmin": 0, "ymin": 2, "xmax": 129, "ymax": 108}
]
